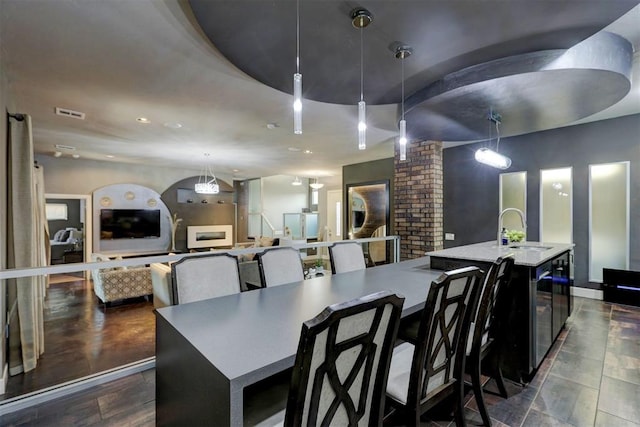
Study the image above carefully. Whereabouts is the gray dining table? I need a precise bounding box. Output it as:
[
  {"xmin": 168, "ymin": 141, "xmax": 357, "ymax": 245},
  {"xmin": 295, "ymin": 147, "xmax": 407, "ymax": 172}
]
[{"xmin": 155, "ymin": 256, "xmax": 443, "ymax": 426}]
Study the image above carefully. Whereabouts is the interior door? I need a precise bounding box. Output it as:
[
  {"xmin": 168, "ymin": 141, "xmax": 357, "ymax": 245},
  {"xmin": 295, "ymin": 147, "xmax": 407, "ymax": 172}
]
[{"xmin": 326, "ymin": 190, "xmax": 342, "ymax": 242}]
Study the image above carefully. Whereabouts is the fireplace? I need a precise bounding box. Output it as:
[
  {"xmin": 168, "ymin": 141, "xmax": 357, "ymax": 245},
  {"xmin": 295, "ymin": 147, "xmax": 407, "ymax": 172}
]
[{"xmin": 187, "ymin": 225, "xmax": 233, "ymax": 249}]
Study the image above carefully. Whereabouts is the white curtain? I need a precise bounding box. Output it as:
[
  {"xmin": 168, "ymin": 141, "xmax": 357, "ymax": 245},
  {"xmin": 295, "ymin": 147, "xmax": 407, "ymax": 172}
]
[{"xmin": 7, "ymin": 114, "xmax": 47, "ymax": 375}]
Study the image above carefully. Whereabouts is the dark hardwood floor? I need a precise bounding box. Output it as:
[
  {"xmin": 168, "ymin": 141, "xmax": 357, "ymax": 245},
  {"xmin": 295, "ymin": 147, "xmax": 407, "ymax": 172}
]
[
  {"xmin": 1, "ymin": 275, "xmax": 155, "ymax": 401},
  {"xmin": 2, "ymin": 296, "xmax": 639, "ymax": 426}
]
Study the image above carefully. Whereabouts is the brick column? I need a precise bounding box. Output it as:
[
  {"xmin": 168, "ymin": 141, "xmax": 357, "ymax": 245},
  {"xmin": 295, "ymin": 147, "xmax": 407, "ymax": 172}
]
[{"xmin": 394, "ymin": 140, "xmax": 443, "ymax": 260}]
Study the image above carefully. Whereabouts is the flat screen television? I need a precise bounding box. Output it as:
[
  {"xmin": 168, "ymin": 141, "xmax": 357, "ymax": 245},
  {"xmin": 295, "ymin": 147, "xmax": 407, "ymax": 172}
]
[{"xmin": 100, "ymin": 209, "xmax": 161, "ymax": 240}]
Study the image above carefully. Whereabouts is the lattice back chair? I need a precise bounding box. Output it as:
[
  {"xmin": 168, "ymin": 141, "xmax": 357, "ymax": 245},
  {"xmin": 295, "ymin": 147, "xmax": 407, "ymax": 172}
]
[
  {"xmin": 284, "ymin": 291, "xmax": 404, "ymax": 426},
  {"xmin": 329, "ymin": 241, "xmax": 367, "ymax": 274},
  {"xmin": 256, "ymin": 247, "xmax": 305, "ymax": 287},
  {"xmin": 170, "ymin": 253, "xmax": 241, "ymax": 304},
  {"xmin": 467, "ymin": 255, "xmax": 515, "ymax": 427},
  {"xmin": 386, "ymin": 266, "xmax": 483, "ymax": 426}
]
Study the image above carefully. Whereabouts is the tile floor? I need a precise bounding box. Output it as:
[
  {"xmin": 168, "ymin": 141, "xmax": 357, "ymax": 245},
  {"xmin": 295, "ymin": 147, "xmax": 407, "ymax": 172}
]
[{"xmin": 1, "ymin": 296, "xmax": 638, "ymax": 426}]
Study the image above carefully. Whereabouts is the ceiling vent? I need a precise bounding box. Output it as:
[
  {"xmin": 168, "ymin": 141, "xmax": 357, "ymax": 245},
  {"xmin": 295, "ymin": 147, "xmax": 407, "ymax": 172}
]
[
  {"xmin": 54, "ymin": 144, "xmax": 76, "ymax": 151},
  {"xmin": 55, "ymin": 107, "xmax": 85, "ymax": 120}
]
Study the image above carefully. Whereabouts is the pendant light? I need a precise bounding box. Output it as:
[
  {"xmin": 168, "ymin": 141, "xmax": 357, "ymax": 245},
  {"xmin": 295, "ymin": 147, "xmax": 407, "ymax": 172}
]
[
  {"xmin": 351, "ymin": 8, "xmax": 372, "ymax": 150},
  {"xmin": 475, "ymin": 111, "xmax": 512, "ymax": 169},
  {"xmin": 293, "ymin": 0, "xmax": 302, "ymax": 134},
  {"xmin": 194, "ymin": 153, "xmax": 220, "ymax": 194},
  {"xmin": 291, "ymin": 176, "xmax": 302, "ymax": 186},
  {"xmin": 310, "ymin": 177, "xmax": 324, "ymax": 189},
  {"xmin": 395, "ymin": 45, "xmax": 412, "ymax": 161}
]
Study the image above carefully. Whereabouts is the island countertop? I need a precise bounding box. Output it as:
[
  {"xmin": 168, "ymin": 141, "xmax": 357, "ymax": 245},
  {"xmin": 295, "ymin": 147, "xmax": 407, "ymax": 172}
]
[{"xmin": 426, "ymin": 241, "xmax": 574, "ymax": 267}]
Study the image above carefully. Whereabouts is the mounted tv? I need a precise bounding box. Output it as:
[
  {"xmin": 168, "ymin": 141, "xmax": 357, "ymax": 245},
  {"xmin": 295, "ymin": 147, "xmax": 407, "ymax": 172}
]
[{"xmin": 100, "ymin": 209, "xmax": 161, "ymax": 240}]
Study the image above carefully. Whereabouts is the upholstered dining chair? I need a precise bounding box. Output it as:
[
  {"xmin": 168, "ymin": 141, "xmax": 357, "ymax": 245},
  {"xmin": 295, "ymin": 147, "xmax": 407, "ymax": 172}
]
[
  {"xmin": 385, "ymin": 266, "xmax": 483, "ymax": 426},
  {"xmin": 256, "ymin": 247, "xmax": 305, "ymax": 287},
  {"xmin": 170, "ymin": 253, "xmax": 241, "ymax": 304},
  {"xmin": 252, "ymin": 290, "xmax": 405, "ymax": 426},
  {"xmin": 466, "ymin": 255, "xmax": 515, "ymax": 427},
  {"xmin": 329, "ymin": 241, "xmax": 366, "ymax": 274}
]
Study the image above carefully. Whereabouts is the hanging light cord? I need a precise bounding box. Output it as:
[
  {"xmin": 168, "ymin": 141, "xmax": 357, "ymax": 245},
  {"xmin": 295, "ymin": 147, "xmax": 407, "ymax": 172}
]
[
  {"xmin": 495, "ymin": 121, "xmax": 501, "ymax": 152},
  {"xmin": 296, "ymin": 0, "xmax": 300, "ymax": 74},
  {"xmin": 401, "ymin": 54, "xmax": 405, "ymax": 120},
  {"xmin": 360, "ymin": 26, "xmax": 364, "ymax": 102}
]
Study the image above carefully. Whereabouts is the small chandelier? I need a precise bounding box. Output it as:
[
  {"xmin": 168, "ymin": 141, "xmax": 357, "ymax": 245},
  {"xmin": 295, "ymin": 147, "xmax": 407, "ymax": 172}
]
[
  {"xmin": 310, "ymin": 177, "xmax": 324, "ymax": 189},
  {"xmin": 194, "ymin": 153, "xmax": 220, "ymax": 194},
  {"xmin": 475, "ymin": 111, "xmax": 512, "ymax": 169}
]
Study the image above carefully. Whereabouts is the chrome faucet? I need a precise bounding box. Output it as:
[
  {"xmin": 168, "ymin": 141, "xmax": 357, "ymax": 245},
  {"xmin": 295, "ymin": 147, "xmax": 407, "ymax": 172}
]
[{"xmin": 498, "ymin": 208, "xmax": 527, "ymax": 245}]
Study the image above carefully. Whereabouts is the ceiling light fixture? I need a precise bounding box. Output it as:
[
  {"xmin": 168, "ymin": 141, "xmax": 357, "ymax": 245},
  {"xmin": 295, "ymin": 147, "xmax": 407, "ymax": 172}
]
[
  {"xmin": 291, "ymin": 176, "xmax": 302, "ymax": 186},
  {"xmin": 293, "ymin": 0, "xmax": 302, "ymax": 135},
  {"xmin": 164, "ymin": 122, "xmax": 182, "ymax": 129},
  {"xmin": 136, "ymin": 117, "xmax": 151, "ymax": 124},
  {"xmin": 395, "ymin": 45, "xmax": 412, "ymax": 161},
  {"xmin": 194, "ymin": 153, "xmax": 220, "ymax": 194},
  {"xmin": 351, "ymin": 8, "xmax": 372, "ymax": 150},
  {"xmin": 53, "ymin": 151, "xmax": 62, "ymax": 158},
  {"xmin": 475, "ymin": 111, "xmax": 512, "ymax": 169},
  {"xmin": 310, "ymin": 177, "xmax": 324, "ymax": 190}
]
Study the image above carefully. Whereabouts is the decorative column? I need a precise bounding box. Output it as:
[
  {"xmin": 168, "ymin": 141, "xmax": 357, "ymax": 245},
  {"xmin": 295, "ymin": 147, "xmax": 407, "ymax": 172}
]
[{"xmin": 394, "ymin": 140, "xmax": 443, "ymax": 260}]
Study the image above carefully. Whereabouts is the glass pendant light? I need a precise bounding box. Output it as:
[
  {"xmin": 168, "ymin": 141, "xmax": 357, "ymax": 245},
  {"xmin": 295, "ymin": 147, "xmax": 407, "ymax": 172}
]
[
  {"xmin": 293, "ymin": 0, "xmax": 302, "ymax": 134},
  {"xmin": 395, "ymin": 45, "xmax": 412, "ymax": 161},
  {"xmin": 351, "ymin": 8, "xmax": 372, "ymax": 150}
]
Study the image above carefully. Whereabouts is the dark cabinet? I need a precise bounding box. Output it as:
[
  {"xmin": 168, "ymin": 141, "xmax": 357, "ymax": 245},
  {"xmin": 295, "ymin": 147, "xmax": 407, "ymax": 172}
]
[{"xmin": 429, "ymin": 249, "xmax": 572, "ymax": 384}]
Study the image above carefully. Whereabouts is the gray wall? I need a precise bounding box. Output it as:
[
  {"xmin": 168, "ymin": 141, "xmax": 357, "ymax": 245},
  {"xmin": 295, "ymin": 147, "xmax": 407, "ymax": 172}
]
[
  {"xmin": 443, "ymin": 114, "xmax": 640, "ymax": 288},
  {"xmin": 161, "ymin": 176, "xmax": 235, "ymax": 252},
  {"xmin": 47, "ymin": 198, "xmax": 82, "ymax": 237}
]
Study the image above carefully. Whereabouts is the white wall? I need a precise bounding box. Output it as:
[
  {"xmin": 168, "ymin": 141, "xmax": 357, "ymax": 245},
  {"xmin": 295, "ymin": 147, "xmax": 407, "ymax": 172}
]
[
  {"xmin": 262, "ymin": 175, "xmax": 309, "ymax": 234},
  {"xmin": 34, "ymin": 155, "xmax": 234, "ymax": 196}
]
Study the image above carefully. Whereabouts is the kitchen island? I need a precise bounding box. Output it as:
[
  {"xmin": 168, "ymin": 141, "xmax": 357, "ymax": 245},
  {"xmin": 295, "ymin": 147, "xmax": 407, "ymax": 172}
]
[{"xmin": 427, "ymin": 241, "xmax": 573, "ymax": 383}]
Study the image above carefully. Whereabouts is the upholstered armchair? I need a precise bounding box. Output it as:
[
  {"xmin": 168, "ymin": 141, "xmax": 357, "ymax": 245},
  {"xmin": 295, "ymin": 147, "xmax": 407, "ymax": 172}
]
[
  {"xmin": 91, "ymin": 254, "xmax": 153, "ymax": 305},
  {"xmin": 150, "ymin": 263, "xmax": 172, "ymax": 309}
]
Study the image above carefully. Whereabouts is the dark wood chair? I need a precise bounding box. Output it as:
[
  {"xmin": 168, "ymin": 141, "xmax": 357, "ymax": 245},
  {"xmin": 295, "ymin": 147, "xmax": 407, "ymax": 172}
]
[
  {"xmin": 385, "ymin": 266, "xmax": 483, "ymax": 426},
  {"xmin": 466, "ymin": 255, "xmax": 515, "ymax": 426},
  {"xmin": 170, "ymin": 253, "xmax": 241, "ymax": 304},
  {"xmin": 249, "ymin": 290, "xmax": 404, "ymax": 426}
]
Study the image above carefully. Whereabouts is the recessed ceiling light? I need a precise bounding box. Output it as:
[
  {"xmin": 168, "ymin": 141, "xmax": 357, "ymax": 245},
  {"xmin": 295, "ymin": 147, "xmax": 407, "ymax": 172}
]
[
  {"xmin": 136, "ymin": 117, "xmax": 151, "ymax": 124},
  {"xmin": 232, "ymin": 169, "xmax": 240, "ymax": 172},
  {"xmin": 53, "ymin": 151, "xmax": 62, "ymax": 158},
  {"xmin": 288, "ymin": 147, "xmax": 301, "ymax": 152},
  {"xmin": 106, "ymin": 155, "xmax": 115, "ymax": 158},
  {"xmin": 72, "ymin": 154, "xmax": 80, "ymax": 159},
  {"xmin": 304, "ymin": 149, "xmax": 312, "ymax": 154},
  {"xmin": 164, "ymin": 122, "xmax": 182, "ymax": 129},
  {"xmin": 266, "ymin": 122, "xmax": 280, "ymax": 130}
]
